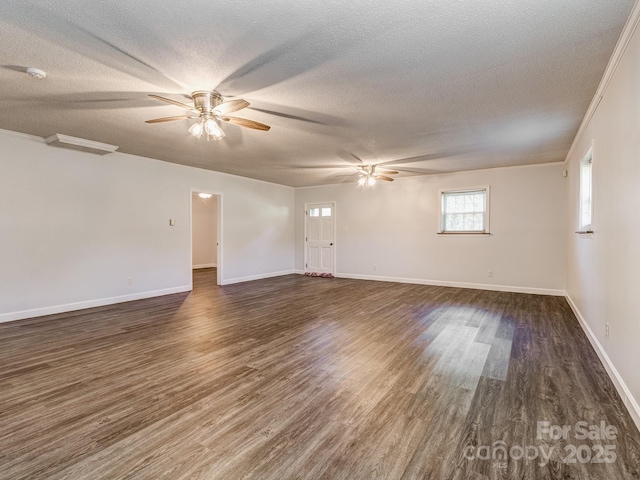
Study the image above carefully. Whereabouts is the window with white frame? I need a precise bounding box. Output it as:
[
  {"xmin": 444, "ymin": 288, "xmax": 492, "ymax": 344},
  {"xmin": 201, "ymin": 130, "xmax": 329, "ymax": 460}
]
[
  {"xmin": 440, "ymin": 187, "xmax": 489, "ymax": 233},
  {"xmin": 579, "ymin": 149, "xmax": 593, "ymax": 232}
]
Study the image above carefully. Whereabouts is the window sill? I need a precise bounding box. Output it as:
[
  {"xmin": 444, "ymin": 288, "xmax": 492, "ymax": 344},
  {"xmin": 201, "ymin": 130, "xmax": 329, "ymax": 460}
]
[
  {"xmin": 575, "ymin": 231, "xmax": 594, "ymax": 238},
  {"xmin": 437, "ymin": 232, "xmax": 491, "ymax": 236}
]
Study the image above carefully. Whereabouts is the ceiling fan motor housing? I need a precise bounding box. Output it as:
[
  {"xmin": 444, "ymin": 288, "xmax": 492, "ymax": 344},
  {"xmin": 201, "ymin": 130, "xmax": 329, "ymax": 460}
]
[{"xmin": 192, "ymin": 90, "xmax": 223, "ymax": 114}]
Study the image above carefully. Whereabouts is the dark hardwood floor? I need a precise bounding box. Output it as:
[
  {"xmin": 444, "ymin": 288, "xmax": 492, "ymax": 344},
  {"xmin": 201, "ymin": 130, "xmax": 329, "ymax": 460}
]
[{"xmin": 1, "ymin": 269, "xmax": 639, "ymax": 479}]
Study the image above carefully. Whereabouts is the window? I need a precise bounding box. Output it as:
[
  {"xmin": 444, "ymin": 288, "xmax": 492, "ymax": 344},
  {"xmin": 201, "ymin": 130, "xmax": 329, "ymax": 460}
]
[
  {"xmin": 440, "ymin": 187, "xmax": 489, "ymax": 233},
  {"xmin": 579, "ymin": 149, "xmax": 593, "ymax": 232},
  {"xmin": 309, "ymin": 207, "xmax": 332, "ymax": 217}
]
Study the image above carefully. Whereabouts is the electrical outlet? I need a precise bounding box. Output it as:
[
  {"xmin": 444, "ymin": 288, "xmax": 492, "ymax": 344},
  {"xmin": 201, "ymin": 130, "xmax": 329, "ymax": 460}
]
[
  {"xmin": 373, "ymin": 264, "xmax": 377, "ymax": 271},
  {"xmin": 488, "ymin": 270, "xmax": 493, "ymax": 277},
  {"xmin": 606, "ymin": 323, "xmax": 610, "ymax": 339},
  {"xmin": 127, "ymin": 277, "xmax": 133, "ymax": 285}
]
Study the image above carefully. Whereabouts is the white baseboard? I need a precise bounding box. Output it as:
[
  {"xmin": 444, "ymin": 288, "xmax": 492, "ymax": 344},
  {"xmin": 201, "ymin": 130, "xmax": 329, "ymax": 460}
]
[
  {"xmin": 0, "ymin": 285, "xmax": 192, "ymax": 324},
  {"xmin": 331, "ymin": 272, "xmax": 565, "ymax": 296},
  {"xmin": 221, "ymin": 270, "xmax": 296, "ymax": 285},
  {"xmin": 565, "ymin": 294, "xmax": 640, "ymax": 433},
  {"xmin": 193, "ymin": 263, "xmax": 217, "ymax": 269}
]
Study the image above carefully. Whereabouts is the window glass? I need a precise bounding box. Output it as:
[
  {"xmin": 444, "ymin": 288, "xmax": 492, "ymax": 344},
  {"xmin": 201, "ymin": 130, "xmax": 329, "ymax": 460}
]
[
  {"xmin": 579, "ymin": 151, "xmax": 593, "ymax": 231},
  {"xmin": 441, "ymin": 189, "xmax": 487, "ymax": 233}
]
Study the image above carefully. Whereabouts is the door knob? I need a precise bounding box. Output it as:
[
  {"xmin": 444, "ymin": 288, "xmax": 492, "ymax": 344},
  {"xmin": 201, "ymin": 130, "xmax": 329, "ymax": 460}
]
[{"xmin": 330, "ymin": 243, "xmax": 333, "ymax": 245}]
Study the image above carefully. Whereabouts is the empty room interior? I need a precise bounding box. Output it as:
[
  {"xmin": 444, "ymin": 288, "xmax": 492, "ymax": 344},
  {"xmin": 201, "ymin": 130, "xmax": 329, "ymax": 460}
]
[{"xmin": 2, "ymin": 1, "xmax": 640, "ymax": 479}]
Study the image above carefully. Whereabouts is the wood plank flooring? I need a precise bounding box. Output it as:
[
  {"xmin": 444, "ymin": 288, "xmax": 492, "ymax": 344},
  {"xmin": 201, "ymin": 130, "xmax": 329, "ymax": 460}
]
[{"xmin": 1, "ymin": 269, "xmax": 639, "ymax": 479}]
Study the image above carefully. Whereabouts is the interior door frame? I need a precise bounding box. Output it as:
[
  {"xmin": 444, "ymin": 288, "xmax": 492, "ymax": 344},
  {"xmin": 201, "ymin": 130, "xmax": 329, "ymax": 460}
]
[
  {"xmin": 189, "ymin": 188, "xmax": 223, "ymax": 287},
  {"xmin": 304, "ymin": 201, "xmax": 336, "ymax": 275}
]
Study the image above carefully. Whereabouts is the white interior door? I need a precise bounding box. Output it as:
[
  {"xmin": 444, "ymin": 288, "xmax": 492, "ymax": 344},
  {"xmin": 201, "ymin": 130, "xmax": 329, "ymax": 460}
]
[{"xmin": 305, "ymin": 203, "xmax": 335, "ymax": 274}]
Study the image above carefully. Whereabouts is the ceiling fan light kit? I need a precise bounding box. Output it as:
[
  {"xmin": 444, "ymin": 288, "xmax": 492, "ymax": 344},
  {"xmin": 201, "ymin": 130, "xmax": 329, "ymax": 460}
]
[
  {"xmin": 146, "ymin": 90, "xmax": 270, "ymax": 141},
  {"xmin": 355, "ymin": 164, "xmax": 397, "ymax": 187},
  {"xmin": 357, "ymin": 175, "xmax": 376, "ymax": 187},
  {"xmin": 188, "ymin": 121, "xmax": 204, "ymax": 138},
  {"xmin": 189, "ymin": 118, "xmax": 225, "ymax": 141}
]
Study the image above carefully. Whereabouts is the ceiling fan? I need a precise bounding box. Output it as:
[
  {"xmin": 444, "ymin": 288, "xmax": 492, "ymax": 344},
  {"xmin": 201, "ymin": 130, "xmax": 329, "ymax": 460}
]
[
  {"xmin": 330, "ymin": 151, "xmax": 453, "ymax": 186},
  {"xmin": 356, "ymin": 164, "xmax": 399, "ymax": 187},
  {"xmin": 146, "ymin": 90, "xmax": 270, "ymax": 141}
]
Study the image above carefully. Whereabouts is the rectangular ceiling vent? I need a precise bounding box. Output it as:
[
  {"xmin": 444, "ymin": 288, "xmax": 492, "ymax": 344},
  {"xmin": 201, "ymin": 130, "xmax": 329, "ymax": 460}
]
[{"xmin": 45, "ymin": 134, "xmax": 119, "ymax": 155}]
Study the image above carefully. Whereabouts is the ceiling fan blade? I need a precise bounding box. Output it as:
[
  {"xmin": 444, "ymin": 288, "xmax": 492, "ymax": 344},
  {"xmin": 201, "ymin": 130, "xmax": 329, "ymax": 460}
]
[
  {"xmin": 378, "ymin": 169, "xmax": 399, "ymax": 175},
  {"xmin": 376, "ymin": 175, "xmax": 394, "ymax": 182},
  {"xmin": 214, "ymin": 99, "xmax": 250, "ymax": 116},
  {"xmin": 221, "ymin": 116, "xmax": 271, "ymax": 131},
  {"xmin": 145, "ymin": 115, "xmax": 198, "ymax": 123},
  {"xmin": 148, "ymin": 94, "xmax": 196, "ymax": 112}
]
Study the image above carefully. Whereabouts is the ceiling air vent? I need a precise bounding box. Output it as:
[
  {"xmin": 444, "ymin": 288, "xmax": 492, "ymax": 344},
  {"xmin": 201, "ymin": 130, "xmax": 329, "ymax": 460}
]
[{"xmin": 45, "ymin": 134, "xmax": 118, "ymax": 155}]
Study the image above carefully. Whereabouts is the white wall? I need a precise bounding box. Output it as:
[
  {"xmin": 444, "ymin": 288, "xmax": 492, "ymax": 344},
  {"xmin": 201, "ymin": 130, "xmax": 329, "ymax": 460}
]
[
  {"xmin": 192, "ymin": 193, "xmax": 217, "ymax": 268},
  {"xmin": 0, "ymin": 130, "xmax": 295, "ymax": 322},
  {"xmin": 295, "ymin": 163, "xmax": 566, "ymax": 294},
  {"xmin": 565, "ymin": 14, "xmax": 640, "ymax": 429}
]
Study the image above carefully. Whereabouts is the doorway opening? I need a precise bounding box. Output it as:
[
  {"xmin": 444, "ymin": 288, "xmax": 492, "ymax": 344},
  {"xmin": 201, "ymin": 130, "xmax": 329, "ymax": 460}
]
[
  {"xmin": 304, "ymin": 202, "xmax": 336, "ymax": 276},
  {"xmin": 190, "ymin": 190, "xmax": 222, "ymax": 286}
]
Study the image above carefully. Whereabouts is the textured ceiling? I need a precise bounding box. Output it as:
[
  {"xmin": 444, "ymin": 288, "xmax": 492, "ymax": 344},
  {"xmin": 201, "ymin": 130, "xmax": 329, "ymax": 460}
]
[{"xmin": 0, "ymin": 0, "xmax": 634, "ymax": 186}]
